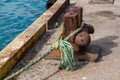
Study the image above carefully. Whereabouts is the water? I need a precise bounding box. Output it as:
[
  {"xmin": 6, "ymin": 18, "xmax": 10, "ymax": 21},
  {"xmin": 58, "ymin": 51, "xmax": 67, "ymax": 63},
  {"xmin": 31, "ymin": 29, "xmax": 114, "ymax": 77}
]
[{"xmin": 0, "ymin": 0, "xmax": 47, "ymax": 51}]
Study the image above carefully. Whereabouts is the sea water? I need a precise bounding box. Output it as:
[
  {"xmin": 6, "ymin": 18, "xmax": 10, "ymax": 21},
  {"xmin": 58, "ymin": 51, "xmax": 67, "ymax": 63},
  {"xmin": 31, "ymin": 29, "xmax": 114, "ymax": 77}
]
[{"xmin": 0, "ymin": 0, "xmax": 47, "ymax": 51}]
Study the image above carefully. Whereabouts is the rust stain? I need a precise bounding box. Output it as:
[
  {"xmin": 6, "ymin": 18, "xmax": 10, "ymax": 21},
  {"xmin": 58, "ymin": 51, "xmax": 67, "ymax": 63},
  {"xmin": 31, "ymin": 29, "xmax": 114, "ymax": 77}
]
[{"xmin": 0, "ymin": 0, "xmax": 69, "ymax": 79}]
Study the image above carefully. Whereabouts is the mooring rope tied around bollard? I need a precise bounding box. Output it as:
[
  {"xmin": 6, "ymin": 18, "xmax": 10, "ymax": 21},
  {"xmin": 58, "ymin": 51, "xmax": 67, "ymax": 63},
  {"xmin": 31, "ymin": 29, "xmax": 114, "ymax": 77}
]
[{"xmin": 4, "ymin": 22, "xmax": 85, "ymax": 80}]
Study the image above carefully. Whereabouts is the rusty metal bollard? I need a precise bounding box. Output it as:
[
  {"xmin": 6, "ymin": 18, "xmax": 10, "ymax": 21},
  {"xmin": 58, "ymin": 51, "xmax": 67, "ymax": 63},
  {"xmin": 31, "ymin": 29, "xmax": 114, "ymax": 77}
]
[
  {"xmin": 62, "ymin": 6, "xmax": 83, "ymax": 43},
  {"xmin": 83, "ymin": 24, "xmax": 94, "ymax": 34},
  {"xmin": 62, "ymin": 12, "xmax": 78, "ymax": 43},
  {"xmin": 69, "ymin": 6, "xmax": 83, "ymax": 28},
  {"xmin": 45, "ymin": 6, "xmax": 100, "ymax": 62},
  {"xmin": 75, "ymin": 31, "xmax": 91, "ymax": 47}
]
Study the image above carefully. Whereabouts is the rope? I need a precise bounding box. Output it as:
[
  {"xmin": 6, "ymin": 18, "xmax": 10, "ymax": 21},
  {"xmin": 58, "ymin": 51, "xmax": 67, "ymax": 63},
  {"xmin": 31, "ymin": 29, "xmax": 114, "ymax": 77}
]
[
  {"xmin": 4, "ymin": 22, "xmax": 85, "ymax": 80},
  {"xmin": 59, "ymin": 39, "xmax": 77, "ymax": 70}
]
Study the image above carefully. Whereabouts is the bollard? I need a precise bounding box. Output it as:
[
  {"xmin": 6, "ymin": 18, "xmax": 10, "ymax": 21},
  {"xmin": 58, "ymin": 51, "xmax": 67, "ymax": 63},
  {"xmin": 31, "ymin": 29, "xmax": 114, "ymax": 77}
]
[
  {"xmin": 75, "ymin": 31, "xmax": 91, "ymax": 47},
  {"xmin": 62, "ymin": 12, "xmax": 78, "ymax": 43},
  {"xmin": 46, "ymin": 6, "xmax": 101, "ymax": 62},
  {"xmin": 83, "ymin": 24, "xmax": 94, "ymax": 34},
  {"xmin": 69, "ymin": 6, "xmax": 83, "ymax": 27},
  {"xmin": 62, "ymin": 6, "xmax": 83, "ymax": 43}
]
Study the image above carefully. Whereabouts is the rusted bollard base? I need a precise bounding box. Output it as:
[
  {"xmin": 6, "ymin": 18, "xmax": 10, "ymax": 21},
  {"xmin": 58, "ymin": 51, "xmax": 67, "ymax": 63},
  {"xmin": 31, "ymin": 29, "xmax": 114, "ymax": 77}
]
[
  {"xmin": 45, "ymin": 44, "xmax": 102, "ymax": 62},
  {"xmin": 89, "ymin": 0, "xmax": 114, "ymax": 4}
]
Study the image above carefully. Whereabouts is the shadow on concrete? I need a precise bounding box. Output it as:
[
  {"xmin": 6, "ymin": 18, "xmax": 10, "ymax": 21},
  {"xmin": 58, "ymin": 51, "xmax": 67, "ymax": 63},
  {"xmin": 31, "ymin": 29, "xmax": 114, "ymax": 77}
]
[
  {"xmin": 42, "ymin": 36, "xmax": 118, "ymax": 80},
  {"xmin": 76, "ymin": 36, "xmax": 118, "ymax": 69},
  {"xmin": 6, "ymin": 10, "xmax": 65, "ymax": 78},
  {"xmin": 6, "ymin": 3, "xmax": 119, "ymax": 80},
  {"xmin": 48, "ymin": 2, "xmax": 76, "ymax": 29},
  {"xmin": 43, "ymin": 69, "xmax": 61, "ymax": 80},
  {"xmin": 92, "ymin": 36, "xmax": 118, "ymax": 56},
  {"xmin": 5, "ymin": 3, "xmax": 77, "ymax": 79},
  {"xmin": 6, "ymin": 29, "xmax": 56, "ymax": 77}
]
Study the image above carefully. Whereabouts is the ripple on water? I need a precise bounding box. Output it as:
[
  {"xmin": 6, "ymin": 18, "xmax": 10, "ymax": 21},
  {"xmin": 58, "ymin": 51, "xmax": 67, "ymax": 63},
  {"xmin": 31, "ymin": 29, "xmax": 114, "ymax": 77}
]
[{"xmin": 0, "ymin": 0, "xmax": 47, "ymax": 51}]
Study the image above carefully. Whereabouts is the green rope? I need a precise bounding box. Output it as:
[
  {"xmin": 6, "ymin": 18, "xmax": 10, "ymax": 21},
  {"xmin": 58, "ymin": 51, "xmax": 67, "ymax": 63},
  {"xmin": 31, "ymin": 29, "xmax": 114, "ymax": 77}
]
[
  {"xmin": 4, "ymin": 22, "xmax": 84, "ymax": 80},
  {"xmin": 4, "ymin": 48, "xmax": 54, "ymax": 80},
  {"xmin": 59, "ymin": 39, "xmax": 77, "ymax": 70}
]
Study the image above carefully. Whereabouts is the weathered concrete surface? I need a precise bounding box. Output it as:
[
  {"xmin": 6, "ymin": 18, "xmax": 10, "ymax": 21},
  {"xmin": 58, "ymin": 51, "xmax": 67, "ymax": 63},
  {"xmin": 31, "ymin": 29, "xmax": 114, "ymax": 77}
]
[
  {"xmin": 6, "ymin": 0, "xmax": 120, "ymax": 80},
  {"xmin": 0, "ymin": 0, "xmax": 69, "ymax": 79}
]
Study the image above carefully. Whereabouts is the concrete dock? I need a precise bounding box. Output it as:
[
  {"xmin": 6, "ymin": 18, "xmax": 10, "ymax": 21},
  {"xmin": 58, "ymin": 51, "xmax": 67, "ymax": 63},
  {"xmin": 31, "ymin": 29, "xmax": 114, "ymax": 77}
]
[{"xmin": 8, "ymin": 0, "xmax": 120, "ymax": 80}]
